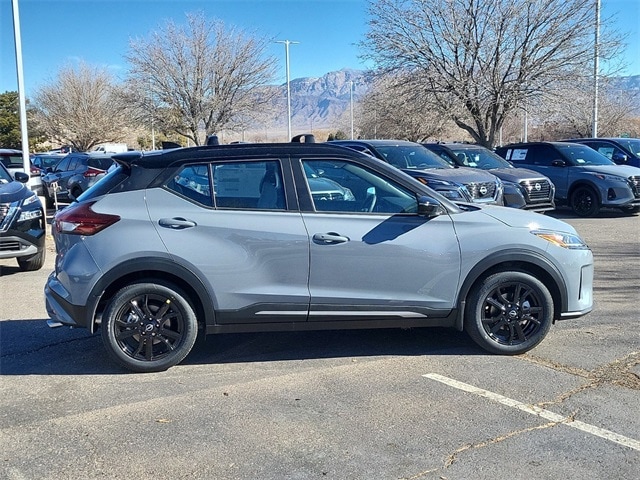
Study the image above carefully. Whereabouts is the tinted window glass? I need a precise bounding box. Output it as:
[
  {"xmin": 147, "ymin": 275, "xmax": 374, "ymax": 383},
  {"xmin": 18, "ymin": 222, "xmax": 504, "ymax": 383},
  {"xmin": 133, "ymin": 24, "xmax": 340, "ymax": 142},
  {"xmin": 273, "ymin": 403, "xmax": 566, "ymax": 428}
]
[
  {"xmin": 302, "ymin": 159, "xmax": 417, "ymax": 214},
  {"xmin": 209, "ymin": 160, "xmax": 285, "ymax": 210},
  {"xmin": 55, "ymin": 157, "xmax": 71, "ymax": 172},
  {"xmin": 0, "ymin": 154, "xmax": 24, "ymax": 168},
  {"xmin": 167, "ymin": 164, "xmax": 214, "ymax": 206}
]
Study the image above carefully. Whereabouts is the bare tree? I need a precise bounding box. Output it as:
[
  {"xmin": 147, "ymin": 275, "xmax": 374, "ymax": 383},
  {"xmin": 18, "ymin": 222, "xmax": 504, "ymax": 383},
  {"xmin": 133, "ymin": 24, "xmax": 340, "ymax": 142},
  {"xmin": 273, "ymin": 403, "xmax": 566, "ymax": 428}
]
[
  {"xmin": 31, "ymin": 62, "xmax": 129, "ymax": 151},
  {"xmin": 363, "ymin": 0, "xmax": 624, "ymax": 147},
  {"xmin": 124, "ymin": 12, "xmax": 277, "ymax": 145},
  {"xmin": 357, "ymin": 74, "xmax": 452, "ymax": 141},
  {"xmin": 533, "ymin": 75, "xmax": 640, "ymax": 139}
]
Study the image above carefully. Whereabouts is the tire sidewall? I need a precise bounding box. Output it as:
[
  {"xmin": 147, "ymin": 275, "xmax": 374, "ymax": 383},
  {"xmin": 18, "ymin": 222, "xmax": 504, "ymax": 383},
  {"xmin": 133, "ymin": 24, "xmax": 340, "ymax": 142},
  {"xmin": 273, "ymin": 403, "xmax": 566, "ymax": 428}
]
[
  {"xmin": 101, "ymin": 282, "xmax": 198, "ymax": 373},
  {"xmin": 571, "ymin": 186, "xmax": 600, "ymax": 217},
  {"xmin": 465, "ymin": 271, "xmax": 553, "ymax": 355}
]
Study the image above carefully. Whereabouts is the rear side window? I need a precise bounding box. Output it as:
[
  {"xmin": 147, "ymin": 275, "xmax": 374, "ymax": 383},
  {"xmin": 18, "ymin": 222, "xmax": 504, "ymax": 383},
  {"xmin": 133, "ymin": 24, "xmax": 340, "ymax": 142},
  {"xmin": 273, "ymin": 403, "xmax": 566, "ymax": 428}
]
[
  {"xmin": 87, "ymin": 157, "xmax": 114, "ymax": 170},
  {"xmin": 0, "ymin": 154, "xmax": 23, "ymax": 168},
  {"xmin": 166, "ymin": 160, "xmax": 286, "ymax": 210},
  {"xmin": 213, "ymin": 161, "xmax": 285, "ymax": 210}
]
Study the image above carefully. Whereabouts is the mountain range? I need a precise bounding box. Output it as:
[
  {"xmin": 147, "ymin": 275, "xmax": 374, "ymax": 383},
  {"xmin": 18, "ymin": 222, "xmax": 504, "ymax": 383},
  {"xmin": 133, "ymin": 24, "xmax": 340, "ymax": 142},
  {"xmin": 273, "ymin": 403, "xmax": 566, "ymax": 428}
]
[{"xmin": 261, "ymin": 69, "xmax": 640, "ymax": 137}]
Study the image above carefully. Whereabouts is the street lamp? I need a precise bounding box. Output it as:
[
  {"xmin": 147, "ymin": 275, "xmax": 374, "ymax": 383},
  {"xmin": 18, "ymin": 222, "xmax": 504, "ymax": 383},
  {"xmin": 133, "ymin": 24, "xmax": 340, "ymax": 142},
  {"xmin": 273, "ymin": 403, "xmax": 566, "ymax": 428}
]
[
  {"xmin": 350, "ymin": 80, "xmax": 354, "ymax": 139},
  {"xmin": 276, "ymin": 40, "xmax": 299, "ymax": 141}
]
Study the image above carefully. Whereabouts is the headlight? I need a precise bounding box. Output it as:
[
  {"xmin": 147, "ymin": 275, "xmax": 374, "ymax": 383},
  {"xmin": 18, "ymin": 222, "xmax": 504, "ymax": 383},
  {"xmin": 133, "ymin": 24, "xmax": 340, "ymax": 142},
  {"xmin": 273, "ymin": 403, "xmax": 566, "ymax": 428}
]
[
  {"xmin": 588, "ymin": 172, "xmax": 626, "ymax": 183},
  {"xmin": 531, "ymin": 230, "xmax": 589, "ymax": 250}
]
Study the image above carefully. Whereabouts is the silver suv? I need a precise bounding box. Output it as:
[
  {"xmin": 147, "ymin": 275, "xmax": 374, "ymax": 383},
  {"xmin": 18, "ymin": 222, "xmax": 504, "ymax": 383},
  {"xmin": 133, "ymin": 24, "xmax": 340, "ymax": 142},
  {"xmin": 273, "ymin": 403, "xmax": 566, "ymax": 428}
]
[{"xmin": 45, "ymin": 141, "xmax": 594, "ymax": 372}]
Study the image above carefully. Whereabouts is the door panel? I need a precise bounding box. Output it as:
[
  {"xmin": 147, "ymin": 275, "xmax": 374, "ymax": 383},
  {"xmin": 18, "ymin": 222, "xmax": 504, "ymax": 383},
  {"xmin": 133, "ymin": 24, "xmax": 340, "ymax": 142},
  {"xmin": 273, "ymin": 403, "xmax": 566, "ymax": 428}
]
[
  {"xmin": 302, "ymin": 212, "xmax": 460, "ymax": 320},
  {"xmin": 146, "ymin": 188, "xmax": 310, "ymax": 324}
]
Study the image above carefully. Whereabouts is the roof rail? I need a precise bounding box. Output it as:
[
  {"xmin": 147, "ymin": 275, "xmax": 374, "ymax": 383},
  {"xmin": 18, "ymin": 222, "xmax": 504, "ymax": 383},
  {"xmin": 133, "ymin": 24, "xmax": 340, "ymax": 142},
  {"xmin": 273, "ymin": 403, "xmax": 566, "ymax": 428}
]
[{"xmin": 291, "ymin": 134, "xmax": 316, "ymax": 143}]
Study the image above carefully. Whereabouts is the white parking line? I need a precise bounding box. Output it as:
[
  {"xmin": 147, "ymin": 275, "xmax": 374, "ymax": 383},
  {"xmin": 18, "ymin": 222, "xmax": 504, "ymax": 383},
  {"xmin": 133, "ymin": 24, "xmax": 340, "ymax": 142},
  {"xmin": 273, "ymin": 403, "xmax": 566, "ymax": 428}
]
[{"xmin": 423, "ymin": 373, "xmax": 640, "ymax": 452}]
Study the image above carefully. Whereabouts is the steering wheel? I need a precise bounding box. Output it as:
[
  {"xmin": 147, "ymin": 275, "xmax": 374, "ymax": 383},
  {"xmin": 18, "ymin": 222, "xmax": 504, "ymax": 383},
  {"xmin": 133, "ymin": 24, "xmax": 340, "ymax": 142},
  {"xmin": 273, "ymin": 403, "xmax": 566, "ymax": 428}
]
[{"xmin": 361, "ymin": 192, "xmax": 377, "ymax": 212}]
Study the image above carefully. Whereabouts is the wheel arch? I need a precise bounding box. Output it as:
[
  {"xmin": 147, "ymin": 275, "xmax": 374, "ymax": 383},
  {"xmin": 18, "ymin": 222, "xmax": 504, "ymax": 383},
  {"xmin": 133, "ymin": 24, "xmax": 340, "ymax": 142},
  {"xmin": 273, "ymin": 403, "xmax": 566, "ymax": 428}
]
[
  {"xmin": 455, "ymin": 249, "xmax": 567, "ymax": 331},
  {"xmin": 567, "ymin": 179, "xmax": 602, "ymax": 203},
  {"xmin": 85, "ymin": 257, "xmax": 215, "ymax": 334}
]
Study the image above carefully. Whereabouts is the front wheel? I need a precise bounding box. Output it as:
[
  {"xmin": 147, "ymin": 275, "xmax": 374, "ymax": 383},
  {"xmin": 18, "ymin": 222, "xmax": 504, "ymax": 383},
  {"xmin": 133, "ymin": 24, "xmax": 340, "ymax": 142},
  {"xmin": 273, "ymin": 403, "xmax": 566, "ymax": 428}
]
[
  {"xmin": 101, "ymin": 282, "xmax": 198, "ymax": 372},
  {"xmin": 17, "ymin": 248, "xmax": 46, "ymax": 271},
  {"xmin": 570, "ymin": 186, "xmax": 600, "ymax": 217},
  {"xmin": 465, "ymin": 271, "xmax": 553, "ymax": 355}
]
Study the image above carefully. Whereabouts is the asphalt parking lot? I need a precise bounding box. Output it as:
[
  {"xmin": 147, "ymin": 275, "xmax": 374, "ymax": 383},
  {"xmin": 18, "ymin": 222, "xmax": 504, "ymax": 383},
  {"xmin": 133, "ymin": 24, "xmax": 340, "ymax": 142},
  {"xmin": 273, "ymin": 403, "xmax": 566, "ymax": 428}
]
[{"xmin": 1, "ymin": 209, "xmax": 639, "ymax": 479}]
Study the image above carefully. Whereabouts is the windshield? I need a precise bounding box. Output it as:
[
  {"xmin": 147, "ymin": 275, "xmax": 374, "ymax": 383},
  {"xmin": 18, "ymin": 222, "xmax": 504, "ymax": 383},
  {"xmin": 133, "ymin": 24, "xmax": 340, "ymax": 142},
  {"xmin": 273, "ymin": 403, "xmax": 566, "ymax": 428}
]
[
  {"xmin": 375, "ymin": 145, "xmax": 452, "ymax": 170},
  {"xmin": 559, "ymin": 144, "xmax": 615, "ymax": 166},
  {"xmin": 447, "ymin": 146, "xmax": 512, "ymax": 169},
  {"xmin": 617, "ymin": 139, "xmax": 640, "ymax": 157},
  {"xmin": 0, "ymin": 164, "xmax": 13, "ymax": 182}
]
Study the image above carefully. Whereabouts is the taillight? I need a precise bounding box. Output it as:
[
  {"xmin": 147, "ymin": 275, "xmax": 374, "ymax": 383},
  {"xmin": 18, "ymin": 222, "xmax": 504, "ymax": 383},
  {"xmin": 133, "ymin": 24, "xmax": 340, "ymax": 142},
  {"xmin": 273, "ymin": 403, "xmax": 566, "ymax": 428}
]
[
  {"xmin": 53, "ymin": 201, "xmax": 120, "ymax": 235},
  {"xmin": 30, "ymin": 166, "xmax": 40, "ymax": 175},
  {"xmin": 83, "ymin": 167, "xmax": 105, "ymax": 177}
]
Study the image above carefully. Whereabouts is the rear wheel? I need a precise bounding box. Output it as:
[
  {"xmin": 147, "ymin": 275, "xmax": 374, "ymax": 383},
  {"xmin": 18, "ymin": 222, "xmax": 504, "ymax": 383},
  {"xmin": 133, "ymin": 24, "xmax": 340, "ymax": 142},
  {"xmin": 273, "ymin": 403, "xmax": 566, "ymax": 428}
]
[
  {"xmin": 570, "ymin": 186, "xmax": 600, "ymax": 217},
  {"xmin": 101, "ymin": 282, "xmax": 198, "ymax": 373},
  {"xmin": 465, "ymin": 271, "xmax": 553, "ymax": 355}
]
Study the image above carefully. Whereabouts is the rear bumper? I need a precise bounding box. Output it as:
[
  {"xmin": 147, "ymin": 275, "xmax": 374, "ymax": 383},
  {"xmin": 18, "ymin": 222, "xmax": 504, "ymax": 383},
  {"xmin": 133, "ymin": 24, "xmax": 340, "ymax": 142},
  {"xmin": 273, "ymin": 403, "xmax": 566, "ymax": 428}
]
[{"xmin": 44, "ymin": 272, "xmax": 89, "ymax": 328}]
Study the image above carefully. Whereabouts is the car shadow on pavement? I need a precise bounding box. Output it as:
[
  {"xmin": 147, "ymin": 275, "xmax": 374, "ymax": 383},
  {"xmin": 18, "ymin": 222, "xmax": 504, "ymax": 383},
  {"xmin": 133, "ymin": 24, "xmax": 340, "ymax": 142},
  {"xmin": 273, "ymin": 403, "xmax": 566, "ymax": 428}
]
[{"xmin": 0, "ymin": 319, "xmax": 482, "ymax": 375}]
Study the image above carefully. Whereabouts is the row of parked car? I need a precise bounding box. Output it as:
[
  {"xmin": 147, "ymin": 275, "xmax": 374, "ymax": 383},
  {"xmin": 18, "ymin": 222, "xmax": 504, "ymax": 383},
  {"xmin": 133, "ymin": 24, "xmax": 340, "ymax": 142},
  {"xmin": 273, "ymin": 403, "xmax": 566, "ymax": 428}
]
[{"xmin": 332, "ymin": 138, "xmax": 640, "ymax": 217}]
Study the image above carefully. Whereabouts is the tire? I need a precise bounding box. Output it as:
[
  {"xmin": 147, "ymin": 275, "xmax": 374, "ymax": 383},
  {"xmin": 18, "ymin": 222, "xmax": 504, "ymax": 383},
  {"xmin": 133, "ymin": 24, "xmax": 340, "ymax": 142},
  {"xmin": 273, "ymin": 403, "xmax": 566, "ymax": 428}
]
[
  {"xmin": 17, "ymin": 248, "xmax": 46, "ymax": 271},
  {"xmin": 101, "ymin": 282, "xmax": 198, "ymax": 373},
  {"xmin": 570, "ymin": 186, "xmax": 600, "ymax": 217},
  {"xmin": 465, "ymin": 271, "xmax": 553, "ymax": 355},
  {"xmin": 70, "ymin": 186, "xmax": 83, "ymax": 201}
]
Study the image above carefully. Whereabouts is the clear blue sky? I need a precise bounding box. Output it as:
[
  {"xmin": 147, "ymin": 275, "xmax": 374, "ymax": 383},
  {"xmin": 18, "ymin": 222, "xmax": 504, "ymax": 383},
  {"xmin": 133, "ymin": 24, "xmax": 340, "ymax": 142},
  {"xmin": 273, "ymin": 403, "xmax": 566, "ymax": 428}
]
[{"xmin": 1, "ymin": 0, "xmax": 639, "ymax": 96}]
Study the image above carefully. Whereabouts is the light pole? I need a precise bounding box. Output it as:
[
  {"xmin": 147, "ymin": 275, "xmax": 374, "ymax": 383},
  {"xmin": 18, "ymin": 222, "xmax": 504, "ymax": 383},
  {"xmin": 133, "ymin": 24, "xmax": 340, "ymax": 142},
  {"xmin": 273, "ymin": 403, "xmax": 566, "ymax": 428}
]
[
  {"xmin": 276, "ymin": 40, "xmax": 299, "ymax": 141},
  {"xmin": 350, "ymin": 80, "xmax": 354, "ymax": 139},
  {"xmin": 592, "ymin": 0, "xmax": 601, "ymax": 138}
]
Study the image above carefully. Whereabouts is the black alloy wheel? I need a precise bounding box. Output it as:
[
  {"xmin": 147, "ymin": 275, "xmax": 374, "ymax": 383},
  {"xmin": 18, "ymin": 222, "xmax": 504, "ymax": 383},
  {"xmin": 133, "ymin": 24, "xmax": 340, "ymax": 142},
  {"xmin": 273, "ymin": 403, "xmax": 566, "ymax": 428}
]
[
  {"xmin": 570, "ymin": 186, "xmax": 600, "ymax": 217},
  {"xmin": 465, "ymin": 271, "xmax": 553, "ymax": 355},
  {"xmin": 101, "ymin": 282, "xmax": 198, "ymax": 372}
]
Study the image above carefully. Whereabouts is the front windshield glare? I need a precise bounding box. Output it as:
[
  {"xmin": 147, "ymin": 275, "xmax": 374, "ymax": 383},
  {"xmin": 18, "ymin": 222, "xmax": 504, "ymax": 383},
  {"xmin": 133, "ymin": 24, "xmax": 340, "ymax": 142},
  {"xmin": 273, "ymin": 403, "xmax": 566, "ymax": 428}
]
[
  {"xmin": 376, "ymin": 145, "xmax": 452, "ymax": 169},
  {"xmin": 448, "ymin": 147, "xmax": 511, "ymax": 169},
  {"xmin": 560, "ymin": 145, "xmax": 615, "ymax": 166}
]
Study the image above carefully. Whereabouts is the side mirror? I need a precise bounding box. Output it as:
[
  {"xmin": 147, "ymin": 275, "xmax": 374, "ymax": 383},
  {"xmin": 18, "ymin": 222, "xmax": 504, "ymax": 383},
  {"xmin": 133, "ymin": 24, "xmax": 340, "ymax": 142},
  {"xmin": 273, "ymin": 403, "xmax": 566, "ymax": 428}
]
[
  {"xmin": 14, "ymin": 171, "xmax": 29, "ymax": 183},
  {"xmin": 611, "ymin": 152, "xmax": 628, "ymax": 164},
  {"xmin": 551, "ymin": 159, "xmax": 566, "ymax": 167},
  {"xmin": 417, "ymin": 195, "xmax": 446, "ymax": 218}
]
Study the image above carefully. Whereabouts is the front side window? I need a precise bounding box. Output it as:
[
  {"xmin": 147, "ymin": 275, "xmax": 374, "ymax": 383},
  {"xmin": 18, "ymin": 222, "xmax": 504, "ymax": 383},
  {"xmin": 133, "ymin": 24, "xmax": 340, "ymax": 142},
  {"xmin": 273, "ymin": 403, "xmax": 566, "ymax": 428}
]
[{"xmin": 302, "ymin": 159, "xmax": 417, "ymax": 214}]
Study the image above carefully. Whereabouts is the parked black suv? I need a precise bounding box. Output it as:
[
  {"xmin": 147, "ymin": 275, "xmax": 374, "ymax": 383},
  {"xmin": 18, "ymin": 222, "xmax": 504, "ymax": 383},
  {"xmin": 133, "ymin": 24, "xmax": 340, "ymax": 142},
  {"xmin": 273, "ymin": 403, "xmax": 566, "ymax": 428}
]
[
  {"xmin": 495, "ymin": 142, "xmax": 640, "ymax": 216},
  {"xmin": 563, "ymin": 138, "xmax": 640, "ymax": 168},
  {"xmin": 41, "ymin": 152, "xmax": 115, "ymax": 206},
  {"xmin": 331, "ymin": 140, "xmax": 503, "ymax": 205},
  {"xmin": 424, "ymin": 143, "xmax": 556, "ymax": 212},
  {"xmin": 0, "ymin": 160, "xmax": 46, "ymax": 271}
]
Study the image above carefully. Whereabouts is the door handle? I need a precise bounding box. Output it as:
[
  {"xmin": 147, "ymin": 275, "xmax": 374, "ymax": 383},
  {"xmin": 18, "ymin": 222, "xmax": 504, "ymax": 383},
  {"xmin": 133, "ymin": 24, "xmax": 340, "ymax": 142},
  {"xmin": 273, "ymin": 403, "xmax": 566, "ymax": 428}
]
[
  {"xmin": 158, "ymin": 217, "xmax": 197, "ymax": 229},
  {"xmin": 312, "ymin": 232, "xmax": 350, "ymax": 244}
]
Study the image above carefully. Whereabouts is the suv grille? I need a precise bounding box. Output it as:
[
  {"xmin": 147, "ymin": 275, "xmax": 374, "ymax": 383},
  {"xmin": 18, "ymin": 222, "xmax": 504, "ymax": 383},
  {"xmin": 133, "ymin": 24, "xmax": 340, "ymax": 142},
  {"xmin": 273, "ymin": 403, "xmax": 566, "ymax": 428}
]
[
  {"xmin": 629, "ymin": 176, "xmax": 640, "ymax": 198},
  {"xmin": 465, "ymin": 181, "xmax": 496, "ymax": 200},
  {"xmin": 0, "ymin": 203, "xmax": 12, "ymax": 231},
  {"xmin": 520, "ymin": 179, "xmax": 553, "ymax": 202}
]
